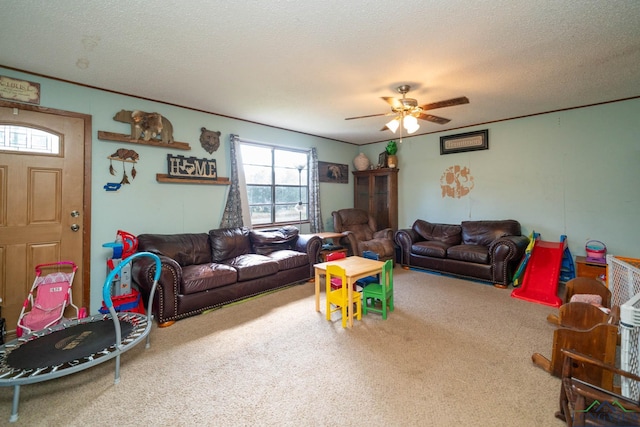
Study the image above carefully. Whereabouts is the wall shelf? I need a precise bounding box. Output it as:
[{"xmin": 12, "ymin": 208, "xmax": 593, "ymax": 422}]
[
  {"xmin": 156, "ymin": 174, "xmax": 230, "ymax": 185},
  {"xmin": 98, "ymin": 131, "xmax": 191, "ymax": 150}
]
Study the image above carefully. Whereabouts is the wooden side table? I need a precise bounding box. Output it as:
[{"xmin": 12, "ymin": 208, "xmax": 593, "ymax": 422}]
[
  {"xmin": 575, "ymin": 256, "xmax": 607, "ymax": 281},
  {"xmin": 312, "ymin": 232, "xmax": 348, "ymax": 262}
]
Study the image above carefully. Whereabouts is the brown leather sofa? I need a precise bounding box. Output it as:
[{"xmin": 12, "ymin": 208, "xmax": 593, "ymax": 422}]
[
  {"xmin": 332, "ymin": 208, "xmax": 396, "ymax": 265},
  {"xmin": 131, "ymin": 226, "xmax": 321, "ymax": 326},
  {"xmin": 395, "ymin": 219, "xmax": 529, "ymax": 287}
]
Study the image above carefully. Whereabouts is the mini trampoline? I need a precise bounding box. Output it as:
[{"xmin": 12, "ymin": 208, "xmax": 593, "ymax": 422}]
[{"xmin": 0, "ymin": 251, "xmax": 161, "ymax": 422}]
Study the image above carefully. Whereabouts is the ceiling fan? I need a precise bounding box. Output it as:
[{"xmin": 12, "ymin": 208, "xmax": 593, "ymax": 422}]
[{"xmin": 345, "ymin": 85, "xmax": 469, "ymax": 141}]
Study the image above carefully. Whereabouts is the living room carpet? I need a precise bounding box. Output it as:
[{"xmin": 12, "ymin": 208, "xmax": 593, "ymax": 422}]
[{"xmin": 0, "ymin": 268, "xmax": 563, "ymax": 426}]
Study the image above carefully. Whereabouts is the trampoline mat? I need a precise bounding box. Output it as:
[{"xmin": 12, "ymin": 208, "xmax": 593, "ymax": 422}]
[{"xmin": 6, "ymin": 319, "xmax": 134, "ymax": 370}]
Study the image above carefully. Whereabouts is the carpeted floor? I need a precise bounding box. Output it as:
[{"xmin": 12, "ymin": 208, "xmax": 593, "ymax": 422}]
[{"xmin": 0, "ymin": 268, "xmax": 564, "ymax": 426}]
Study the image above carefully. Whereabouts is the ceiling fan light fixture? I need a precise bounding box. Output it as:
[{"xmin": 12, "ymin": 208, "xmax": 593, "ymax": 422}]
[
  {"xmin": 403, "ymin": 115, "xmax": 419, "ymax": 134},
  {"xmin": 386, "ymin": 118, "xmax": 400, "ymax": 133}
]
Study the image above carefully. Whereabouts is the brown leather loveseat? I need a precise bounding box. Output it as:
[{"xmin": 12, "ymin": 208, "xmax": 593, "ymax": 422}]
[
  {"xmin": 395, "ymin": 219, "xmax": 529, "ymax": 287},
  {"xmin": 132, "ymin": 226, "xmax": 321, "ymax": 326}
]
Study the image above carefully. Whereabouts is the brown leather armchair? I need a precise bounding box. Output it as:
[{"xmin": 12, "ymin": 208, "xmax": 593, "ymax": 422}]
[{"xmin": 331, "ymin": 208, "xmax": 395, "ymax": 265}]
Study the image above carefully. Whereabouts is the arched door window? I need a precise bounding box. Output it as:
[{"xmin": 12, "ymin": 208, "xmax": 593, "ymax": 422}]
[{"xmin": 0, "ymin": 125, "xmax": 60, "ymax": 155}]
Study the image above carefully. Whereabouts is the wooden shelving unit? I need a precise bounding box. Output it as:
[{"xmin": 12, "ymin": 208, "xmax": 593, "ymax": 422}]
[
  {"xmin": 353, "ymin": 168, "xmax": 398, "ymax": 230},
  {"xmin": 156, "ymin": 174, "xmax": 230, "ymax": 185},
  {"xmin": 98, "ymin": 131, "xmax": 191, "ymax": 150}
]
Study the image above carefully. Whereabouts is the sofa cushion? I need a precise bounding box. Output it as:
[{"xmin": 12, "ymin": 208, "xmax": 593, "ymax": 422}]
[
  {"xmin": 209, "ymin": 227, "xmax": 251, "ymax": 262},
  {"xmin": 461, "ymin": 220, "xmax": 521, "ymax": 247},
  {"xmin": 181, "ymin": 263, "xmax": 238, "ymax": 295},
  {"xmin": 411, "ymin": 241, "xmax": 450, "ymax": 258},
  {"xmin": 224, "ymin": 254, "xmax": 279, "ymax": 281},
  {"xmin": 412, "ymin": 220, "xmax": 462, "ymax": 245},
  {"xmin": 447, "ymin": 244, "xmax": 489, "ymax": 264},
  {"xmin": 266, "ymin": 250, "xmax": 308, "ymax": 271},
  {"xmin": 250, "ymin": 226, "xmax": 299, "ymax": 255},
  {"xmin": 137, "ymin": 233, "xmax": 211, "ymax": 267}
]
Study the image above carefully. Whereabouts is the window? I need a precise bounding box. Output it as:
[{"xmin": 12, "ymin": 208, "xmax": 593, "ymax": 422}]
[
  {"xmin": 0, "ymin": 125, "xmax": 60, "ymax": 155},
  {"xmin": 240, "ymin": 142, "xmax": 308, "ymax": 226}
]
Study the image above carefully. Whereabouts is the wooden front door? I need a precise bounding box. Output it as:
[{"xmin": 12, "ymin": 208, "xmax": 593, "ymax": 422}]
[{"xmin": 0, "ymin": 104, "xmax": 90, "ymax": 336}]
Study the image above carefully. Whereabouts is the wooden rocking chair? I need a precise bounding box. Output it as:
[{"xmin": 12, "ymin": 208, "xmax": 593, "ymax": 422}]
[
  {"xmin": 556, "ymin": 349, "xmax": 640, "ymax": 426},
  {"xmin": 532, "ymin": 322, "xmax": 619, "ymax": 390},
  {"xmin": 547, "ymin": 302, "xmax": 615, "ymax": 330},
  {"xmin": 547, "ymin": 277, "xmax": 612, "ymax": 326}
]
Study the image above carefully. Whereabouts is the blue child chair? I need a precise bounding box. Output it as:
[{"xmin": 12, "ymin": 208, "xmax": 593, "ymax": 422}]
[{"xmin": 356, "ymin": 250, "xmax": 379, "ymax": 288}]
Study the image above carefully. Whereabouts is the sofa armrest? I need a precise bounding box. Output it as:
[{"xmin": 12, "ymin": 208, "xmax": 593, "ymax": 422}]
[
  {"xmin": 131, "ymin": 254, "xmax": 183, "ymax": 324},
  {"xmin": 373, "ymin": 228, "xmax": 393, "ymax": 240},
  {"xmin": 394, "ymin": 228, "xmax": 420, "ymax": 266},
  {"xmin": 338, "ymin": 231, "xmax": 360, "ymax": 257},
  {"xmin": 296, "ymin": 234, "xmax": 322, "ymax": 275},
  {"xmin": 490, "ymin": 235, "xmax": 530, "ymax": 286}
]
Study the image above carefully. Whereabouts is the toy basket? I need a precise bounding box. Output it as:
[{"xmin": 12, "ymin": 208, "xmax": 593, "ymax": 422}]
[{"xmin": 585, "ymin": 240, "xmax": 606, "ymax": 261}]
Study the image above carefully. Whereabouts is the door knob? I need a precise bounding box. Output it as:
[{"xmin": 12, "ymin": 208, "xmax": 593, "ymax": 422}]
[{"xmin": 70, "ymin": 224, "xmax": 80, "ymax": 232}]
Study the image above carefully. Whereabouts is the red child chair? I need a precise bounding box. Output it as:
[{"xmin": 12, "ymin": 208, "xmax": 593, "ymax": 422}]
[{"xmin": 325, "ymin": 251, "xmax": 356, "ymax": 291}]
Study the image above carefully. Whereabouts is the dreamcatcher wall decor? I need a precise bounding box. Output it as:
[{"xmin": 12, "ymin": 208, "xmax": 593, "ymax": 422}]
[{"xmin": 105, "ymin": 148, "xmax": 139, "ymax": 191}]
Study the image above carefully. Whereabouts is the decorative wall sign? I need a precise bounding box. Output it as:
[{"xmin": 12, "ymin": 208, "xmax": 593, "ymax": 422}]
[
  {"xmin": 440, "ymin": 129, "xmax": 489, "ymax": 155},
  {"xmin": 440, "ymin": 165, "xmax": 475, "ymax": 199},
  {"xmin": 167, "ymin": 154, "xmax": 217, "ymax": 180},
  {"xmin": 318, "ymin": 161, "xmax": 348, "ymax": 184},
  {"xmin": 0, "ymin": 75, "xmax": 40, "ymax": 104}
]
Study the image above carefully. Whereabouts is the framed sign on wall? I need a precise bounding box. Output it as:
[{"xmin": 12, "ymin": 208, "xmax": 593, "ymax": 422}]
[{"xmin": 440, "ymin": 129, "xmax": 489, "ymax": 155}]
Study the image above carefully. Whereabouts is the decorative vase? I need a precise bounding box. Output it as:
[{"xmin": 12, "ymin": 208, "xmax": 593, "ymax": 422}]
[
  {"xmin": 387, "ymin": 154, "xmax": 398, "ymax": 168},
  {"xmin": 353, "ymin": 152, "xmax": 370, "ymax": 171}
]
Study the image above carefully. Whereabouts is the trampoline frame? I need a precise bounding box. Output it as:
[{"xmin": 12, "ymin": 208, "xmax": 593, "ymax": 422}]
[{"xmin": 0, "ymin": 251, "xmax": 161, "ymax": 422}]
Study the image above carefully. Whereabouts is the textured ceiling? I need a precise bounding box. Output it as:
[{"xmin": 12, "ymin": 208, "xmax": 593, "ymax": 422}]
[{"xmin": 1, "ymin": 1, "xmax": 639, "ymax": 145}]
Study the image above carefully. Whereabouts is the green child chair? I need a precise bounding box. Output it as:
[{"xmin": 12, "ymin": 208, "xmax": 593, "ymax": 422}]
[{"xmin": 362, "ymin": 259, "xmax": 394, "ymax": 319}]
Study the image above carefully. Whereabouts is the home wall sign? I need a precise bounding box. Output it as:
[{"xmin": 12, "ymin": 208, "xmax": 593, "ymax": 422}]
[
  {"xmin": 440, "ymin": 129, "xmax": 488, "ymax": 155},
  {"xmin": 167, "ymin": 154, "xmax": 217, "ymax": 180},
  {"xmin": 0, "ymin": 75, "xmax": 40, "ymax": 104}
]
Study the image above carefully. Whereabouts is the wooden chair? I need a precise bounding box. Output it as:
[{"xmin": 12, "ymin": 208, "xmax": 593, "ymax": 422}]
[
  {"xmin": 531, "ymin": 322, "xmax": 618, "ymax": 390},
  {"xmin": 326, "ymin": 264, "xmax": 361, "ymax": 328},
  {"xmin": 556, "ymin": 349, "xmax": 640, "ymax": 426},
  {"xmin": 362, "ymin": 259, "xmax": 394, "ymax": 319}
]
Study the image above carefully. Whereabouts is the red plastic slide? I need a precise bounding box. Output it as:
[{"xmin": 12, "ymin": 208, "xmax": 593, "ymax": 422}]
[{"xmin": 511, "ymin": 240, "xmax": 564, "ymax": 307}]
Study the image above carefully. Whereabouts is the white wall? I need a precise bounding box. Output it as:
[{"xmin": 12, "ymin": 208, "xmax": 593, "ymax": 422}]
[{"xmin": 357, "ymin": 98, "xmax": 640, "ymax": 260}]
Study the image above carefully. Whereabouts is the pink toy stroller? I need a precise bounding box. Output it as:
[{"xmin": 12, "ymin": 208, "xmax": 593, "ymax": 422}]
[{"xmin": 16, "ymin": 261, "xmax": 86, "ymax": 337}]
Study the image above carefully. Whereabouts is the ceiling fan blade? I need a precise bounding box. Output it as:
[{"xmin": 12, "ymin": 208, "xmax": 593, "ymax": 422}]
[
  {"xmin": 417, "ymin": 113, "xmax": 451, "ymax": 125},
  {"xmin": 345, "ymin": 113, "xmax": 387, "ymax": 120},
  {"xmin": 381, "ymin": 96, "xmax": 402, "ymax": 109},
  {"xmin": 420, "ymin": 96, "xmax": 469, "ymax": 111}
]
